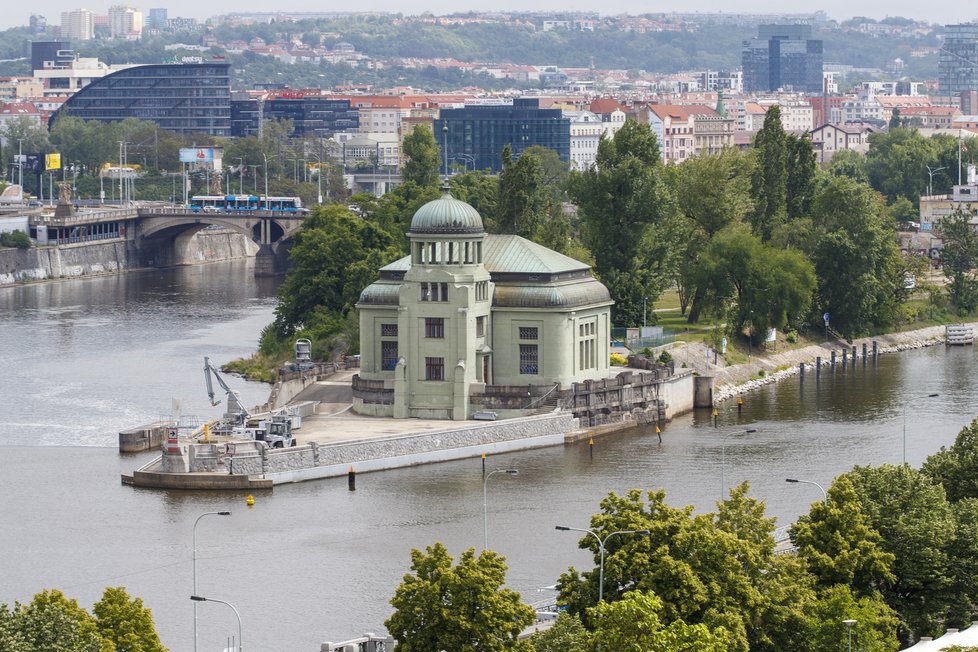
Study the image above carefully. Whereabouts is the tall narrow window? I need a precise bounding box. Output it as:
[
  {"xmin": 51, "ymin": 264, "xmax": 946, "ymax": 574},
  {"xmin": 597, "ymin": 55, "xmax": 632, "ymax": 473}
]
[
  {"xmin": 425, "ymin": 317, "xmax": 445, "ymax": 338},
  {"xmin": 519, "ymin": 344, "xmax": 539, "ymax": 375},
  {"xmin": 476, "ymin": 315, "xmax": 485, "ymax": 337},
  {"xmin": 381, "ymin": 341, "xmax": 398, "ymax": 371}
]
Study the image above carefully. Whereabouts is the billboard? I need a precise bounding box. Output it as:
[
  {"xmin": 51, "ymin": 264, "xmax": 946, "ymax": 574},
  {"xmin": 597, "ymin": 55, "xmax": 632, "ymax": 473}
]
[
  {"xmin": 179, "ymin": 147, "xmax": 216, "ymax": 163},
  {"xmin": 45, "ymin": 153, "xmax": 61, "ymax": 171}
]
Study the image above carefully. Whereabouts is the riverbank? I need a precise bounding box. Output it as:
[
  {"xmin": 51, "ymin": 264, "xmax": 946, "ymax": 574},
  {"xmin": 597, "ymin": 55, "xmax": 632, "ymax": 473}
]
[
  {"xmin": 0, "ymin": 228, "xmax": 257, "ymax": 287},
  {"xmin": 666, "ymin": 323, "xmax": 967, "ymax": 403}
]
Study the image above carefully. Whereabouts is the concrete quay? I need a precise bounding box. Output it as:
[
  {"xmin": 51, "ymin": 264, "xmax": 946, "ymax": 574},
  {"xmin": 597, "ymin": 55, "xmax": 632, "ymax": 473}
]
[{"xmin": 121, "ymin": 367, "xmax": 694, "ymax": 490}]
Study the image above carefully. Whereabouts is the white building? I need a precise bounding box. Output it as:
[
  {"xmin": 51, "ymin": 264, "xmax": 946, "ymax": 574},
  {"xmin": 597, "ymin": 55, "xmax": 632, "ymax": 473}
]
[
  {"xmin": 565, "ymin": 110, "xmax": 602, "ymax": 170},
  {"xmin": 60, "ymin": 9, "xmax": 94, "ymax": 41},
  {"xmin": 108, "ymin": 6, "xmax": 143, "ymax": 39}
]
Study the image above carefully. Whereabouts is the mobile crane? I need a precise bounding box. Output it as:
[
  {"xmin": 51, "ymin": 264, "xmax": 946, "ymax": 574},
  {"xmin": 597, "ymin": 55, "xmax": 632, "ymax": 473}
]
[{"xmin": 203, "ymin": 356, "xmax": 295, "ymax": 447}]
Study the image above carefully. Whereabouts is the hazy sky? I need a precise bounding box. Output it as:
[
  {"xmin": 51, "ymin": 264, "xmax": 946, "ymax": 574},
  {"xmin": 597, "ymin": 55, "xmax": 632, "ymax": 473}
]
[{"xmin": 7, "ymin": 2, "xmax": 978, "ymax": 32}]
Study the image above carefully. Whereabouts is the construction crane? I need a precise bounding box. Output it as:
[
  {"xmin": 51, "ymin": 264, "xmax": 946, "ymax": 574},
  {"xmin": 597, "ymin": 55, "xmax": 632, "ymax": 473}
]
[{"xmin": 203, "ymin": 356, "xmax": 249, "ymax": 428}]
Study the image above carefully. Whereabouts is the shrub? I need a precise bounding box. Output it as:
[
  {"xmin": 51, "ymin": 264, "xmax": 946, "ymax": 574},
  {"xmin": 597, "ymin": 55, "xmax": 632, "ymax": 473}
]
[
  {"xmin": 610, "ymin": 353, "xmax": 628, "ymax": 366},
  {"xmin": 785, "ymin": 330, "xmax": 798, "ymax": 344},
  {"xmin": 0, "ymin": 230, "xmax": 31, "ymax": 249},
  {"xmin": 658, "ymin": 351, "xmax": 673, "ymax": 365}
]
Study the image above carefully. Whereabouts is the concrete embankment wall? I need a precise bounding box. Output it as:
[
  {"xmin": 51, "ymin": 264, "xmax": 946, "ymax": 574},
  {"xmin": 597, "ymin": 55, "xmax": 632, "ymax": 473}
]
[{"xmin": 0, "ymin": 229, "xmax": 256, "ymax": 287}]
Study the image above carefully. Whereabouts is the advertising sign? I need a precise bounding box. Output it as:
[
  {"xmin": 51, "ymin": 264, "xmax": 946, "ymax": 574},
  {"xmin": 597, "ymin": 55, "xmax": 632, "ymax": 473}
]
[
  {"xmin": 45, "ymin": 153, "xmax": 61, "ymax": 171},
  {"xmin": 179, "ymin": 147, "xmax": 215, "ymax": 163}
]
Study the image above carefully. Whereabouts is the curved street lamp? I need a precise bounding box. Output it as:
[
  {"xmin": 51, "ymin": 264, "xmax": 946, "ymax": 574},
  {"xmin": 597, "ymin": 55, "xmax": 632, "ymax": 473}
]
[
  {"xmin": 191, "ymin": 595, "xmax": 242, "ymax": 652},
  {"xmin": 483, "ymin": 469, "xmax": 518, "ymax": 551},
  {"xmin": 785, "ymin": 478, "xmax": 827, "ymax": 506},
  {"xmin": 721, "ymin": 428, "xmax": 757, "ymax": 500},
  {"xmin": 903, "ymin": 393, "xmax": 939, "ymax": 465},
  {"xmin": 193, "ymin": 511, "xmax": 231, "ymax": 652},
  {"xmin": 555, "ymin": 526, "xmax": 650, "ymax": 602}
]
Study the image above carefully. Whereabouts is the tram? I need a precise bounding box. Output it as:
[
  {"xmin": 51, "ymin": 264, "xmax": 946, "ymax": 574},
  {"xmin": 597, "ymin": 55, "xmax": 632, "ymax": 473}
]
[{"xmin": 189, "ymin": 195, "xmax": 306, "ymax": 214}]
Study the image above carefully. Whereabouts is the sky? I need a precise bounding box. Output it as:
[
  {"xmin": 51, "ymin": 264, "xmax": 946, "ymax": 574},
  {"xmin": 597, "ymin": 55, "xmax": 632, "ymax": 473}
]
[{"xmin": 5, "ymin": 2, "xmax": 978, "ymax": 32}]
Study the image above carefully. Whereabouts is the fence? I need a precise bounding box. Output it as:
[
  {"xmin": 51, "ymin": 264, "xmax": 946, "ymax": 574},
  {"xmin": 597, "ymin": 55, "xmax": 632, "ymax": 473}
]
[{"xmin": 611, "ymin": 326, "xmax": 678, "ymax": 351}]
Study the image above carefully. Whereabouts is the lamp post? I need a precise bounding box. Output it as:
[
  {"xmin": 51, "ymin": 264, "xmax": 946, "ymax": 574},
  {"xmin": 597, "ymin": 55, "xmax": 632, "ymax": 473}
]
[
  {"xmin": 555, "ymin": 526, "xmax": 650, "ymax": 602},
  {"xmin": 261, "ymin": 153, "xmax": 269, "ymax": 211},
  {"xmin": 721, "ymin": 428, "xmax": 757, "ymax": 500},
  {"xmin": 747, "ymin": 287, "xmax": 768, "ymax": 361},
  {"xmin": 190, "ymin": 595, "xmax": 242, "ymax": 652},
  {"xmin": 235, "ymin": 158, "xmax": 244, "ymax": 195},
  {"xmin": 925, "ymin": 165, "xmax": 946, "ymax": 197},
  {"xmin": 903, "ymin": 393, "xmax": 939, "ymax": 465},
  {"xmin": 193, "ymin": 511, "xmax": 231, "ymax": 652},
  {"xmin": 483, "ymin": 469, "xmax": 518, "ymax": 551},
  {"xmin": 785, "ymin": 478, "xmax": 827, "ymax": 506},
  {"xmin": 843, "ymin": 618, "xmax": 857, "ymax": 652}
]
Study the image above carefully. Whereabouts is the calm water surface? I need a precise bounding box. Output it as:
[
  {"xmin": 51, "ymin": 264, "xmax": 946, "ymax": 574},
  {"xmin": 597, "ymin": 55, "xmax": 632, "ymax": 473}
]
[{"xmin": 1, "ymin": 262, "xmax": 975, "ymax": 651}]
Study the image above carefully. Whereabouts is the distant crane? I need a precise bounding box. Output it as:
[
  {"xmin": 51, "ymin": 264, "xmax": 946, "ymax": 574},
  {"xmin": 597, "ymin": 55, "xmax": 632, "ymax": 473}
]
[{"xmin": 203, "ymin": 356, "xmax": 249, "ymax": 427}]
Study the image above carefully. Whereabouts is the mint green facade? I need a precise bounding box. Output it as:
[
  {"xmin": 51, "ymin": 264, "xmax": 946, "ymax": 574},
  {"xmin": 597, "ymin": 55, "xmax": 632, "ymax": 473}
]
[{"xmin": 356, "ymin": 190, "xmax": 612, "ymax": 420}]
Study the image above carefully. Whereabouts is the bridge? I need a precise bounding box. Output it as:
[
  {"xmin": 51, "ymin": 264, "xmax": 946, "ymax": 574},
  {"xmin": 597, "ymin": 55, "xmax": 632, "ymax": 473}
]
[{"xmin": 30, "ymin": 203, "xmax": 306, "ymax": 276}]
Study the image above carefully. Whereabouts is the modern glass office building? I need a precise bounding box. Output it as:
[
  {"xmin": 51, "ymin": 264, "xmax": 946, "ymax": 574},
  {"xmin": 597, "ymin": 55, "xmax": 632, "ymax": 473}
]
[
  {"xmin": 230, "ymin": 94, "xmax": 359, "ymax": 137},
  {"xmin": 743, "ymin": 24, "xmax": 823, "ymax": 93},
  {"xmin": 940, "ymin": 24, "xmax": 978, "ymax": 97},
  {"xmin": 434, "ymin": 98, "xmax": 570, "ymax": 173},
  {"xmin": 49, "ymin": 63, "xmax": 231, "ymax": 136}
]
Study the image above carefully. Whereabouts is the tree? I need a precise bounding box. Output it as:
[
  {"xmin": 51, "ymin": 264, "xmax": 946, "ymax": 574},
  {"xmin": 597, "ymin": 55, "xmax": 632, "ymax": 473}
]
[
  {"xmin": 826, "ymin": 150, "xmax": 868, "ymax": 184},
  {"xmin": 805, "ymin": 584, "xmax": 901, "ymax": 652},
  {"xmin": 92, "ymin": 587, "xmax": 166, "ymax": 652},
  {"xmin": 569, "ymin": 120, "xmax": 672, "ymax": 325},
  {"xmin": 811, "ymin": 177, "xmax": 904, "ymax": 339},
  {"xmin": 273, "ymin": 204, "xmax": 402, "ymax": 336},
  {"xmin": 8, "ymin": 590, "xmax": 113, "ymax": 652},
  {"xmin": 842, "ymin": 465, "xmax": 959, "ymax": 642},
  {"xmin": 936, "ymin": 209, "xmax": 978, "ymax": 313},
  {"xmin": 1, "ymin": 230, "xmax": 31, "ymax": 249},
  {"xmin": 750, "ymin": 106, "xmax": 788, "ymax": 240},
  {"xmin": 385, "ymin": 542, "xmax": 535, "ymax": 652},
  {"xmin": 785, "ymin": 134, "xmax": 817, "ymax": 219},
  {"xmin": 589, "ymin": 590, "xmax": 732, "ymax": 652},
  {"xmin": 401, "ymin": 124, "xmax": 441, "ymax": 188},
  {"xmin": 789, "ymin": 476, "xmax": 895, "ymax": 594},
  {"xmin": 922, "ymin": 418, "xmax": 978, "ymax": 503},
  {"xmin": 528, "ymin": 612, "xmax": 592, "ymax": 652},
  {"xmin": 865, "ymin": 128, "xmax": 937, "ymax": 204},
  {"xmin": 496, "ymin": 145, "xmax": 545, "ymax": 238}
]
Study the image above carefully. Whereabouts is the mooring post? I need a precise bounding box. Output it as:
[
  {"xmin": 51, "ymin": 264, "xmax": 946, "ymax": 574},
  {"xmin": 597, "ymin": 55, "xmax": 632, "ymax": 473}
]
[
  {"xmin": 862, "ymin": 343, "xmax": 867, "ymax": 364},
  {"xmin": 799, "ymin": 362, "xmax": 805, "ymax": 382},
  {"xmin": 348, "ymin": 466, "xmax": 356, "ymax": 491},
  {"xmin": 816, "ymin": 356, "xmax": 821, "ymax": 378},
  {"xmin": 852, "ymin": 346, "xmax": 857, "ymax": 362},
  {"xmin": 873, "ymin": 340, "xmax": 878, "ymax": 362},
  {"xmin": 842, "ymin": 348, "xmax": 847, "ymax": 368},
  {"xmin": 737, "ymin": 397, "xmax": 743, "ymax": 417}
]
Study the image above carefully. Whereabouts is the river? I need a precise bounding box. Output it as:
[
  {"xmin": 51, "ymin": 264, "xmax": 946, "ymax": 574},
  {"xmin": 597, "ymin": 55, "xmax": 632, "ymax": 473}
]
[{"xmin": 1, "ymin": 261, "xmax": 975, "ymax": 651}]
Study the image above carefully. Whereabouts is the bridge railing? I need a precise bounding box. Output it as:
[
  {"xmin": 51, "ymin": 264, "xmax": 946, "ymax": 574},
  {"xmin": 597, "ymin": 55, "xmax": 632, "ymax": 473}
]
[
  {"xmin": 33, "ymin": 208, "xmax": 138, "ymax": 225},
  {"xmin": 136, "ymin": 207, "xmax": 304, "ymax": 218}
]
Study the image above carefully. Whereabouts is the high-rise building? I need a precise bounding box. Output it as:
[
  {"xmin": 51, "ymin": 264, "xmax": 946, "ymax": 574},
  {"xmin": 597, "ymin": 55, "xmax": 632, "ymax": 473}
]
[
  {"xmin": 50, "ymin": 63, "xmax": 231, "ymax": 136},
  {"xmin": 434, "ymin": 98, "xmax": 570, "ymax": 173},
  {"xmin": 230, "ymin": 93, "xmax": 359, "ymax": 137},
  {"xmin": 940, "ymin": 24, "xmax": 978, "ymax": 97},
  {"xmin": 108, "ymin": 5, "xmax": 143, "ymax": 39},
  {"xmin": 60, "ymin": 9, "xmax": 94, "ymax": 41},
  {"xmin": 147, "ymin": 8, "xmax": 167, "ymax": 30},
  {"xmin": 742, "ymin": 24, "xmax": 823, "ymax": 93}
]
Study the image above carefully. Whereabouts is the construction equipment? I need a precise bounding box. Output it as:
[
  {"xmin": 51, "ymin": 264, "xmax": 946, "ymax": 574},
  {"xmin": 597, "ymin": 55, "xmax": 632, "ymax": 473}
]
[{"xmin": 203, "ymin": 356, "xmax": 249, "ymax": 428}]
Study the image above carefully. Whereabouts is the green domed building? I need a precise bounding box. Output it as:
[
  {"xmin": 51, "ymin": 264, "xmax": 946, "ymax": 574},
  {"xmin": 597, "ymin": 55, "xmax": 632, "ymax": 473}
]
[{"xmin": 354, "ymin": 188, "xmax": 613, "ymax": 420}]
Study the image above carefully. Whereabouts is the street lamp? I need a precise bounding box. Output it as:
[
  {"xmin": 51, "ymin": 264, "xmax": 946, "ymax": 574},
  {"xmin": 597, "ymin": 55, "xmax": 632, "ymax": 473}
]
[
  {"xmin": 747, "ymin": 287, "xmax": 768, "ymax": 361},
  {"xmin": 190, "ymin": 595, "xmax": 242, "ymax": 652},
  {"xmin": 903, "ymin": 393, "xmax": 939, "ymax": 465},
  {"xmin": 925, "ymin": 165, "xmax": 946, "ymax": 197},
  {"xmin": 721, "ymin": 428, "xmax": 757, "ymax": 500},
  {"xmin": 843, "ymin": 618, "xmax": 857, "ymax": 652},
  {"xmin": 484, "ymin": 469, "xmax": 518, "ymax": 551},
  {"xmin": 193, "ymin": 511, "xmax": 231, "ymax": 652},
  {"xmin": 555, "ymin": 526, "xmax": 650, "ymax": 602},
  {"xmin": 235, "ymin": 157, "xmax": 244, "ymax": 194},
  {"xmin": 785, "ymin": 478, "xmax": 827, "ymax": 506},
  {"xmin": 261, "ymin": 153, "xmax": 270, "ymax": 211}
]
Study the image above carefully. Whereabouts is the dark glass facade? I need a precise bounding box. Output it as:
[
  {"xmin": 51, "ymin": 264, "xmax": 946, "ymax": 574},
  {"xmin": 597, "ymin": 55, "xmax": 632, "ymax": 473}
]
[
  {"xmin": 50, "ymin": 63, "xmax": 231, "ymax": 136},
  {"xmin": 230, "ymin": 95, "xmax": 359, "ymax": 137},
  {"xmin": 743, "ymin": 25, "xmax": 823, "ymax": 93},
  {"xmin": 940, "ymin": 24, "xmax": 978, "ymax": 96},
  {"xmin": 434, "ymin": 98, "xmax": 570, "ymax": 173}
]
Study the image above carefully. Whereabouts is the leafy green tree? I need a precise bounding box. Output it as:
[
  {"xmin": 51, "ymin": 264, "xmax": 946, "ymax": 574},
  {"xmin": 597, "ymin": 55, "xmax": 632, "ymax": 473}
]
[
  {"xmin": 9, "ymin": 590, "xmax": 113, "ymax": 652},
  {"xmin": 0, "ymin": 603, "xmax": 28, "ymax": 652},
  {"xmin": 790, "ymin": 476, "xmax": 895, "ymax": 593},
  {"xmin": 786, "ymin": 134, "xmax": 817, "ymax": 219},
  {"xmin": 450, "ymin": 170, "xmax": 498, "ymax": 228},
  {"xmin": 922, "ymin": 418, "xmax": 978, "ymax": 503},
  {"xmin": 936, "ymin": 209, "xmax": 978, "ymax": 313},
  {"xmin": 528, "ymin": 612, "xmax": 592, "ymax": 652},
  {"xmin": 843, "ymin": 465, "xmax": 958, "ymax": 642},
  {"xmin": 569, "ymin": 119, "xmax": 672, "ymax": 325},
  {"xmin": 750, "ymin": 106, "xmax": 788, "ymax": 240},
  {"xmin": 273, "ymin": 204, "xmax": 402, "ymax": 336},
  {"xmin": 385, "ymin": 542, "xmax": 535, "ymax": 652},
  {"xmin": 944, "ymin": 498, "xmax": 978, "ymax": 627},
  {"xmin": 1, "ymin": 230, "xmax": 31, "ymax": 249},
  {"xmin": 811, "ymin": 177, "xmax": 904, "ymax": 338},
  {"xmin": 496, "ymin": 144, "xmax": 545, "ymax": 238},
  {"xmin": 589, "ymin": 590, "xmax": 732, "ymax": 652},
  {"xmin": 865, "ymin": 128, "xmax": 937, "ymax": 204},
  {"xmin": 805, "ymin": 584, "xmax": 901, "ymax": 652},
  {"xmin": 401, "ymin": 124, "xmax": 441, "ymax": 188},
  {"xmin": 888, "ymin": 196, "xmax": 918, "ymax": 225},
  {"xmin": 92, "ymin": 587, "xmax": 166, "ymax": 652}
]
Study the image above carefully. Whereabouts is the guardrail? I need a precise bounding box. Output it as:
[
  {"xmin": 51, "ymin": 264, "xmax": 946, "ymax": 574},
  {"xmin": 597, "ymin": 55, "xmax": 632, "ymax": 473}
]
[{"xmin": 136, "ymin": 207, "xmax": 306, "ymax": 218}]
